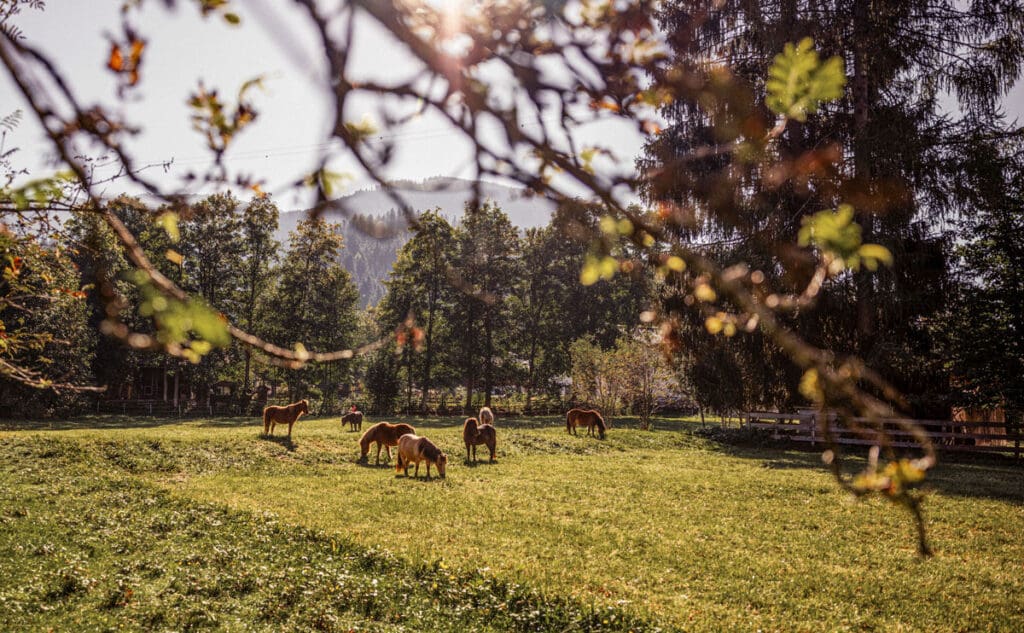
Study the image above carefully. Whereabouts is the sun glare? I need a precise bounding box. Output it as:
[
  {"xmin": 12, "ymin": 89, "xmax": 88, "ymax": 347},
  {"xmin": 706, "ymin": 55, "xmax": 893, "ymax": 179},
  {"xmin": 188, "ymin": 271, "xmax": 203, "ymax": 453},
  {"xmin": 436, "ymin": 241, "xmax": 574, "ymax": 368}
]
[{"xmin": 420, "ymin": 0, "xmax": 473, "ymax": 57}]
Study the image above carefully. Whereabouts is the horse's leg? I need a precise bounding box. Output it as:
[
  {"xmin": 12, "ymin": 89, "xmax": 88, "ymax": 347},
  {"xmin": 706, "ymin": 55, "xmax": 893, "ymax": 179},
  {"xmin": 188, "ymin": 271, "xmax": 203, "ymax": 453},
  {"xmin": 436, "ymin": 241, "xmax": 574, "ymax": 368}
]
[
  {"xmin": 288, "ymin": 421, "xmax": 293, "ymax": 437},
  {"xmin": 426, "ymin": 462, "xmax": 432, "ymax": 479},
  {"xmin": 375, "ymin": 443, "xmax": 382, "ymax": 465},
  {"xmin": 385, "ymin": 445, "xmax": 392, "ymax": 461},
  {"xmin": 414, "ymin": 462, "xmax": 420, "ymax": 477}
]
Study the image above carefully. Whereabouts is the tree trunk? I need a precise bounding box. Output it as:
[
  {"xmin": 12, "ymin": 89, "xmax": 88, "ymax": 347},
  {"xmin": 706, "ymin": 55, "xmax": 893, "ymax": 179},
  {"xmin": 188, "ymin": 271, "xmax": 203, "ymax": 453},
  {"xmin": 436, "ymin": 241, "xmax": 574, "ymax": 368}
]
[
  {"xmin": 421, "ymin": 279, "xmax": 437, "ymax": 410},
  {"xmin": 243, "ymin": 348, "xmax": 252, "ymax": 394},
  {"xmin": 464, "ymin": 372, "xmax": 474, "ymax": 414},
  {"xmin": 484, "ymin": 310, "xmax": 493, "ymax": 408},
  {"xmin": 852, "ymin": 0, "xmax": 876, "ymax": 350},
  {"xmin": 404, "ymin": 345, "xmax": 413, "ymax": 414},
  {"xmin": 525, "ymin": 335, "xmax": 538, "ymax": 413}
]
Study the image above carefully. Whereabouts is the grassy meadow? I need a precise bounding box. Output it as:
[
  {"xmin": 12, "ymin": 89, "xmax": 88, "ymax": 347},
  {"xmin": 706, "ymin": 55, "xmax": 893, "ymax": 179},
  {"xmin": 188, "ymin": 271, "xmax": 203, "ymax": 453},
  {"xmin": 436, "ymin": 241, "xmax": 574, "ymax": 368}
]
[{"xmin": 1, "ymin": 413, "xmax": 1022, "ymax": 631}]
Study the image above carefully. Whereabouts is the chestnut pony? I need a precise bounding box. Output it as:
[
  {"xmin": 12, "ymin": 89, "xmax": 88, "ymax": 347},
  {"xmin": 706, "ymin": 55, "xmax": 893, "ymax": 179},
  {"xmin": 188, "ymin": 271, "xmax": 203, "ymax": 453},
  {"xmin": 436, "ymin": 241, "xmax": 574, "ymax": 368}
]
[
  {"xmin": 396, "ymin": 434, "xmax": 447, "ymax": 479},
  {"xmin": 566, "ymin": 408, "xmax": 606, "ymax": 439},
  {"xmin": 478, "ymin": 406, "xmax": 495, "ymax": 426},
  {"xmin": 341, "ymin": 410, "xmax": 363, "ymax": 431},
  {"xmin": 359, "ymin": 422, "xmax": 416, "ymax": 464},
  {"xmin": 463, "ymin": 417, "xmax": 496, "ymax": 463},
  {"xmin": 263, "ymin": 399, "xmax": 309, "ymax": 438}
]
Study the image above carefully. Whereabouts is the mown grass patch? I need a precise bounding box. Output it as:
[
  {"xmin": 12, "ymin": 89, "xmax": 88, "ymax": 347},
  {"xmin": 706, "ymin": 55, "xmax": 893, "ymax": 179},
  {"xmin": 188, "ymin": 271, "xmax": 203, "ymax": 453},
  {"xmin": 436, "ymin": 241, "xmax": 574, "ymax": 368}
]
[
  {"xmin": 2, "ymin": 414, "xmax": 1023, "ymax": 631},
  {"xmin": 0, "ymin": 431, "xmax": 661, "ymax": 632}
]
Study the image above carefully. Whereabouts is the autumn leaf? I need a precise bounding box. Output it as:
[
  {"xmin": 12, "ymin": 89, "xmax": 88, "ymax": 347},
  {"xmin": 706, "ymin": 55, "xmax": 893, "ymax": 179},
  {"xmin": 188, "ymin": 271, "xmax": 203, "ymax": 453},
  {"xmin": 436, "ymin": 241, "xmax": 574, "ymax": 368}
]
[{"xmin": 107, "ymin": 43, "xmax": 124, "ymax": 72}]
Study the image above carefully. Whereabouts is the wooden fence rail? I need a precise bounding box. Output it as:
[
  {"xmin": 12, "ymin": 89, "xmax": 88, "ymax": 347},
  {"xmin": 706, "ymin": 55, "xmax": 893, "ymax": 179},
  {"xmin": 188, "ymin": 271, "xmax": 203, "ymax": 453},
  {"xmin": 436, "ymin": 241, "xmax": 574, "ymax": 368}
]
[{"xmin": 744, "ymin": 411, "xmax": 1022, "ymax": 458}]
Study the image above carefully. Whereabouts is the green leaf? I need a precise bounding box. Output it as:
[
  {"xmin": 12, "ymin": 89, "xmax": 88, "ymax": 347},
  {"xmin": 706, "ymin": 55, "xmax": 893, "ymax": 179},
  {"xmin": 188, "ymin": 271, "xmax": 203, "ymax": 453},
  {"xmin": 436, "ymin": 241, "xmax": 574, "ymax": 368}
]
[
  {"xmin": 343, "ymin": 115, "xmax": 378, "ymax": 146},
  {"xmin": 799, "ymin": 204, "xmax": 861, "ymax": 261},
  {"xmin": 858, "ymin": 243, "xmax": 894, "ymax": 269},
  {"xmin": 159, "ymin": 211, "xmax": 180, "ymax": 242},
  {"xmin": 799, "ymin": 368, "xmax": 823, "ymax": 403},
  {"xmin": 766, "ymin": 38, "xmax": 846, "ymax": 122}
]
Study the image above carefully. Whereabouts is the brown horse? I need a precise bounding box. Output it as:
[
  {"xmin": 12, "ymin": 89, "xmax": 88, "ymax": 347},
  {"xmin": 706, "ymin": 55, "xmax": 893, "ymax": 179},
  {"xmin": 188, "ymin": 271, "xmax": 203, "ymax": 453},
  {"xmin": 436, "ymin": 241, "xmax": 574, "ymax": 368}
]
[
  {"xmin": 396, "ymin": 434, "xmax": 447, "ymax": 479},
  {"xmin": 566, "ymin": 408, "xmax": 606, "ymax": 439},
  {"xmin": 263, "ymin": 399, "xmax": 309, "ymax": 438},
  {"xmin": 359, "ymin": 422, "xmax": 416, "ymax": 464},
  {"xmin": 463, "ymin": 417, "xmax": 497, "ymax": 463},
  {"xmin": 341, "ymin": 410, "xmax": 363, "ymax": 431},
  {"xmin": 478, "ymin": 406, "xmax": 494, "ymax": 426}
]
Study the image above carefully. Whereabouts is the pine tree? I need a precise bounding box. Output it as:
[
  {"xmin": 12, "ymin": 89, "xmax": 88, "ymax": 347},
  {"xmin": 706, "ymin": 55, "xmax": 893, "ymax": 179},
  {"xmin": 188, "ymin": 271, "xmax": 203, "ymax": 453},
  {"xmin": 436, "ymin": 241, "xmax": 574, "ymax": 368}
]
[
  {"xmin": 239, "ymin": 195, "xmax": 280, "ymax": 393},
  {"xmin": 642, "ymin": 1, "xmax": 1024, "ymax": 415},
  {"xmin": 936, "ymin": 138, "xmax": 1024, "ymax": 422},
  {"xmin": 452, "ymin": 202, "xmax": 522, "ymax": 409},
  {"xmin": 264, "ymin": 217, "xmax": 360, "ymax": 405},
  {"xmin": 378, "ymin": 210, "xmax": 457, "ymax": 410}
]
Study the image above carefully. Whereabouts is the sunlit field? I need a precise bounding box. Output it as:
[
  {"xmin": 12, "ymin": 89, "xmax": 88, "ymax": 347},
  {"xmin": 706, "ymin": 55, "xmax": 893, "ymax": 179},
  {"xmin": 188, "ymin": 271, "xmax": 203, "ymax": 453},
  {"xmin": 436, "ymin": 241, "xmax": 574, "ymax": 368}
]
[{"xmin": 2, "ymin": 415, "xmax": 1022, "ymax": 631}]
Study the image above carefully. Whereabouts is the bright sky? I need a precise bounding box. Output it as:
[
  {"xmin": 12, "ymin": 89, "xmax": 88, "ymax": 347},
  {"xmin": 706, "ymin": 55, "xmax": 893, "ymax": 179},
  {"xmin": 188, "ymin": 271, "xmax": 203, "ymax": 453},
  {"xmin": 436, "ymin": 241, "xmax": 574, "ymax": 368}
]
[
  {"xmin": 2, "ymin": 1, "xmax": 1022, "ymax": 210},
  {"xmin": 0, "ymin": 0, "xmax": 646, "ymax": 209}
]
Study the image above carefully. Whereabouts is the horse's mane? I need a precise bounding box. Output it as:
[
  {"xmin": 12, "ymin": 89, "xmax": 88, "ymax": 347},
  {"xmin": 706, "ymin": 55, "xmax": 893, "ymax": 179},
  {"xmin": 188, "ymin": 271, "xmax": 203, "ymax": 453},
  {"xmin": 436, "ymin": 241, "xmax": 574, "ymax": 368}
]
[
  {"xmin": 463, "ymin": 417, "xmax": 479, "ymax": 432},
  {"xmin": 358, "ymin": 424, "xmax": 375, "ymax": 449},
  {"xmin": 360, "ymin": 421, "xmax": 414, "ymax": 448},
  {"xmin": 592, "ymin": 410, "xmax": 606, "ymax": 431},
  {"xmin": 418, "ymin": 437, "xmax": 445, "ymax": 463},
  {"xmin": 265, "ymin": 399, "xmax": 308, "ymax": 420}
]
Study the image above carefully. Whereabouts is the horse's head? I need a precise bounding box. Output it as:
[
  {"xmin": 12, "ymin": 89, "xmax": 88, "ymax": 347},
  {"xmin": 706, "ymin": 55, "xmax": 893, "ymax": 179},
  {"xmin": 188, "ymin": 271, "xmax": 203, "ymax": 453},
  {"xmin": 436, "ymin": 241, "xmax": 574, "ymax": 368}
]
[
  {"xmin": 436, "ymin": 453, "xmax": 447, "ymax": 478},
  {"xmin": 463, "ymin": 417, "xmax": 478, "ymax": 431},
  {"xmin": 299, "ymin": 399, "xmax": 310, "ymax": 414}
]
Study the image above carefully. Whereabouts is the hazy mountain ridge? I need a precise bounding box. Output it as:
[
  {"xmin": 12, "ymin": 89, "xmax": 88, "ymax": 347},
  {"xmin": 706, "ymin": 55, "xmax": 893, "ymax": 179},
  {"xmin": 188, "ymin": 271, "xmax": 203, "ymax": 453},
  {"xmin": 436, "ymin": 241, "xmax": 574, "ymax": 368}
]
[{"xmin": 275, "ymin": 178, "xmax": 557, "ymax": 307}]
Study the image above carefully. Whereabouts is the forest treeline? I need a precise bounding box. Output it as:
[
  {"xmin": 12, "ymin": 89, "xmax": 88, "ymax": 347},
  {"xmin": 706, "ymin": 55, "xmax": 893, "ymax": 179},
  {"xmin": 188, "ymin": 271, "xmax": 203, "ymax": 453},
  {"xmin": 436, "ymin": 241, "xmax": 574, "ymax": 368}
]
[
  {"xmin": 2, "ymin": 1, "xmax": 1022, "ymax": 426},
  {"xmin": 2, "ymin": 167, "xmax": 1019, "ymax": 423},
  {"xmin": 1, "ymin": 193, "xmax": 663, "ymax": 417}
]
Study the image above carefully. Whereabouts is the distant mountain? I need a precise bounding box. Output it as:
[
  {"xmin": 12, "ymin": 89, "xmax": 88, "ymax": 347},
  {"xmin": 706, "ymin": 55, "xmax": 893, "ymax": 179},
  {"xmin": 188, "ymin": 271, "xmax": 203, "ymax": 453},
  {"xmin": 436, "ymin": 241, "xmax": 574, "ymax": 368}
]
[
  {"xmin": 275, "ymin": 177, "xmax": 556, "ymax": 239},
  {"xmin": 275, "ymin": 178, "xmax": 557, "ymax": 307}
]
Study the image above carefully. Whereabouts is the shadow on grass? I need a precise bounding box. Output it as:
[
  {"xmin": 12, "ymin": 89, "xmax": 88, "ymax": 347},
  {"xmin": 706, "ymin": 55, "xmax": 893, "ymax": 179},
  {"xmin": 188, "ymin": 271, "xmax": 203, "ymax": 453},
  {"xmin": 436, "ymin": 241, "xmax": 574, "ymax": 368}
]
[
  {"xmin": 261, "ymin": 434, "xmax": 297, "ymax": 452},
  {"xmin": 703, "ymin": 433, "xmax": 1024, "ymax": 504},
  {"xmin": 393, "ymin": 472, "xmax": 447, "ymax": 482},
  {"xmin": 196, "ymin": 416, "xmax": 261, "ymax": 428},
  {"xmin": 0, "ymin": 415, "xmax": 199, "ymax": 432},
  {"xmin": 355, "ymin": 459, "xmax": 395, "ymax": 469},
  {"xmin": 462, "ymin": 458, "xmax": 498, "ymax": 467},
  {"xmin": 0, "ymin": 414, "xmax": 265, "ymax": 432}
]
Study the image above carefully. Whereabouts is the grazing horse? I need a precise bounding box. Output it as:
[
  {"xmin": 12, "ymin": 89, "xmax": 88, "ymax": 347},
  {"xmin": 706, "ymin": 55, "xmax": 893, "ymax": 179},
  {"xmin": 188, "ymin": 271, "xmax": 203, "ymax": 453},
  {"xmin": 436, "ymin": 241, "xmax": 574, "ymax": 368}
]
[
  {"xmin": 263, "ymin": 400, "xmax": 309, "ymax": 438},
  {"xmin": 359, "ymin": 422, "xmax": 416, "ymax": 464},
  {"xmin": 341, "ymin": 410, "xmax": 363, "ymax": 431},
  {"xmin": 566, "ymin": 408, "xmax": 607, "ymax": 439},
  {"xmin": 396, "ymin": 434, "xmax": 447, "ymax": 479},
  {"xmin": 478, "ymin": 406, "xmax": 495, "ymax": 426},
  {"xmin": 463, "ymin": 417, "xmax": 497, "ymax": 463}
]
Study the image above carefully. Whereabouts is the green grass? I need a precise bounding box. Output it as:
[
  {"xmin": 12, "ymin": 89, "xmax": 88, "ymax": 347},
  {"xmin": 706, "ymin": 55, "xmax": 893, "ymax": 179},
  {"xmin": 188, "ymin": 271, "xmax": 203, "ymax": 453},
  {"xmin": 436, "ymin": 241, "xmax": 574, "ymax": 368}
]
[{"xmin": 2, "ymin": 414, "xmax": 1022, "ymax": 631}]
